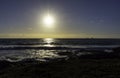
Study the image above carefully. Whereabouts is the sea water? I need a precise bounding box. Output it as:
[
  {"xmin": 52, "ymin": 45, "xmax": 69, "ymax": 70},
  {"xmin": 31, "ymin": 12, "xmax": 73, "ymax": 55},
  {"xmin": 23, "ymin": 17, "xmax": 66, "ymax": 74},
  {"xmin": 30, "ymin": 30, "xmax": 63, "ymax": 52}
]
[{"xmin": 0, "ymin": 38, "xmax": 120, "ymax": 62}]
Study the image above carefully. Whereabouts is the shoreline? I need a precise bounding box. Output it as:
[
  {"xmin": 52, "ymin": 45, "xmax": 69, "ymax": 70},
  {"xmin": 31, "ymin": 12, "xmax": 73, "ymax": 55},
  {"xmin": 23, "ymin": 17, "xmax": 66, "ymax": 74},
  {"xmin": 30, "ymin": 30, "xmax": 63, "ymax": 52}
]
[
  {"xmin": 0, "ymin": 46, "xmax": 120, "ymax": 78},
  {"xmin": 1, "ymin": 58, "xmax": 120, "ymax": 78}
]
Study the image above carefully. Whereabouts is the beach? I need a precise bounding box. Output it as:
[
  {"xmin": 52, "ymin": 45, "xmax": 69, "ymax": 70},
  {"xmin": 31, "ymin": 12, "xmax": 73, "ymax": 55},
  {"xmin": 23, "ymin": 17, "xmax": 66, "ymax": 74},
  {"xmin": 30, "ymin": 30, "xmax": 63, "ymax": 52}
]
[
  {"xmin": 1, "ymin": 58, "xmax": 120, "ymax": 78},
  {"xmin": 0, "ymin": 39, "xmax": 120, "ymax": 78}
]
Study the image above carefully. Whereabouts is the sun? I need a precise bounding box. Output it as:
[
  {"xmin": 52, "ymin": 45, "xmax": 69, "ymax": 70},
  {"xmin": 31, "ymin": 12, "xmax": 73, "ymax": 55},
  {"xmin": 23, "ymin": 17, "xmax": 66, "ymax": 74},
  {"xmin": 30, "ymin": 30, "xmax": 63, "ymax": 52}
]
[{"xmin": 43, "ymin": 14, "xmax": 55, "ymax": 27}]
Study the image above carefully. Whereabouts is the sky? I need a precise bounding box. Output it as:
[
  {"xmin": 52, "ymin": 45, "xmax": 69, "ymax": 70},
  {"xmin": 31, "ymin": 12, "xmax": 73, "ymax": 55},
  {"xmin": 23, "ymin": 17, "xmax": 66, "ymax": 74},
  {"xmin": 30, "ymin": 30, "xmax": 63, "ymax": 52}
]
[{"xmin": 0, "ymin": 0, "xmax": 120, "ymax": 38}]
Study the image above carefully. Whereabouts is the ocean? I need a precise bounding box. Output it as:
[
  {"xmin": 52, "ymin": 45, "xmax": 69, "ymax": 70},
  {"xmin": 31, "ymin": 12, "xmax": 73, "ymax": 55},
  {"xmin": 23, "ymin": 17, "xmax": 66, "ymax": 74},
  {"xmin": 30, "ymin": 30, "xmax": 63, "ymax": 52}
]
[{"xmin": 0, "ymin": 38, "xmax": 120, "ymax": 62}]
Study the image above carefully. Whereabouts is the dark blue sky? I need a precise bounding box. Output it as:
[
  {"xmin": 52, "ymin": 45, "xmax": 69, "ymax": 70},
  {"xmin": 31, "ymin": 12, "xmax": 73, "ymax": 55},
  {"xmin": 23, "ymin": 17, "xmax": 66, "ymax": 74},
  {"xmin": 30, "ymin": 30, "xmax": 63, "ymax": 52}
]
[{"xmin": 0, "ymin": 0, "xmax": 120, "ymax": 38}]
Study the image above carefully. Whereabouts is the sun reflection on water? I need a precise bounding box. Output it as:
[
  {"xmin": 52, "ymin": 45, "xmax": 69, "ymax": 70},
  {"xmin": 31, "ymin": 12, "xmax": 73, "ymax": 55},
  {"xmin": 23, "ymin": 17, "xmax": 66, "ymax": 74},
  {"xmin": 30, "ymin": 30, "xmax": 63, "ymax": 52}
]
[
  {"xmin": 28, "ymin": 38, "xmax": 65, "ymax": 61},
  {"xmin": 44, "ymin": 38, "xmax": 54, "ymax": 44},
  {"xmin": 43, "ymin": 38, "xmax": 55, "ymax": 47}
]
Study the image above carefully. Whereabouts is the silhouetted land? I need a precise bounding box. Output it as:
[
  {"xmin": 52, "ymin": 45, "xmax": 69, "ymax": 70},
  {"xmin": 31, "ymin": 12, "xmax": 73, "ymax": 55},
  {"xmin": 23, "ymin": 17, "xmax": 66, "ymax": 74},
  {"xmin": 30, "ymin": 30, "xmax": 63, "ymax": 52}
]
[{"xmin": 0, "ymin": 47, "xmax": 120, "ymax": 78}]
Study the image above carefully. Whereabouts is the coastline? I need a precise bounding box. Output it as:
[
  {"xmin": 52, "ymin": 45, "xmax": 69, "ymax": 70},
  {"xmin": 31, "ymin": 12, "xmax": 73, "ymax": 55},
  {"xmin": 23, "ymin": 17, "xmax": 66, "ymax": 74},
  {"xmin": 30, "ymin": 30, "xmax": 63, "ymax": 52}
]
[
  {"xmin": 0, "ymin": 39, "xmax": 120, "ymax": 78},
  {"xmin": 1, "ymin": 58, "xmax": 120, "ymax": 78},
  {"xmin": 0, "ymin": 47, "xmax": 120, "ymax": 78}
]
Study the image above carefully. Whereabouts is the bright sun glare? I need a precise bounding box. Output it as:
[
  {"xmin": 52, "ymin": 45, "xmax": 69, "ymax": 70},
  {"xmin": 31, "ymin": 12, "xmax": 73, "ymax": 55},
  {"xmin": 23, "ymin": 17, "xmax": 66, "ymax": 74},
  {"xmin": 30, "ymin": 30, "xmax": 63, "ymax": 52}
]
[{"xmin": 43, "ymin": 14, "xmax": 55, "ymax": 27}]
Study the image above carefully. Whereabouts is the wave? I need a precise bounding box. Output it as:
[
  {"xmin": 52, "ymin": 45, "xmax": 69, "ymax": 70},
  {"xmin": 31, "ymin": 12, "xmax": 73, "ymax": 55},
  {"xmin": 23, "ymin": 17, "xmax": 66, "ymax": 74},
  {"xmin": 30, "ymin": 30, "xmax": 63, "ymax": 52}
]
[
  {"xmin": 0, "ymin": 44, "xmax": 119, "ymax": 62},
  {"xmin": 0, "ymin": 45, "xmax": 119, "ymax": 50}
]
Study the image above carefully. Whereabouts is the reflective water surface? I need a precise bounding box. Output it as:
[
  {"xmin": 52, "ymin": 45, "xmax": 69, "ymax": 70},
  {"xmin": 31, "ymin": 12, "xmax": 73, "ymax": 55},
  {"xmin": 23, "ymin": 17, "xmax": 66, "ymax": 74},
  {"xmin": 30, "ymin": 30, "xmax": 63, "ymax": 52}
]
[{"xmin": 0, "ymin": 38, "xmax": 120, "ymax": 62}]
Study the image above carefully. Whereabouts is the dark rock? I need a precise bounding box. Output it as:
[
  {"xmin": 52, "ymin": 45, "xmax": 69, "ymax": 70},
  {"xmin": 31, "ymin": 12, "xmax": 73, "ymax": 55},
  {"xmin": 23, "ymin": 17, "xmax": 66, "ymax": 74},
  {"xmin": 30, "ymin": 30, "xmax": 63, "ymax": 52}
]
[
  {"xmin": 57, "ymin": 52, "xmax": 73, "ymax": 56},
  {"xmin": 0, "ymin": 61, "xmax": 11, "ymax": 73},
  {"xmin": 113, "ymin": 47, "xmax": 120, "ymax": 53}
]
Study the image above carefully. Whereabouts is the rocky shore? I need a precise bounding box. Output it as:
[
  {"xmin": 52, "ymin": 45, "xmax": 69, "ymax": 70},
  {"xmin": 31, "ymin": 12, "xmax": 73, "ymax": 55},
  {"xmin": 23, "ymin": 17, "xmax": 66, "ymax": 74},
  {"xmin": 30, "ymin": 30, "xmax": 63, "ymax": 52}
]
[{"xmin": 0, "ymin": 47, "xmax": 120, "ymax": 78}]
